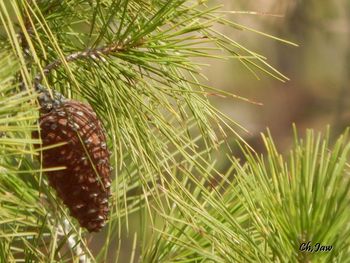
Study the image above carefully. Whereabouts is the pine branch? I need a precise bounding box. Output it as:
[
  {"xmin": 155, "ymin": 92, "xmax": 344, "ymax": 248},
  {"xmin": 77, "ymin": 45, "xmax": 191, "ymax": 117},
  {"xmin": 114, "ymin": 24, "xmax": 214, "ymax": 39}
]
[
  {"xmin": 0, "ymin": 1, "xmax": 300, "ymax": 262},
  {"xmin": 143, "ymin": 128, "xmax": 350, "ymax": 262},
  {"xmin": 34, "ymin": 39, "xmax": 145, "ymax": 88}
]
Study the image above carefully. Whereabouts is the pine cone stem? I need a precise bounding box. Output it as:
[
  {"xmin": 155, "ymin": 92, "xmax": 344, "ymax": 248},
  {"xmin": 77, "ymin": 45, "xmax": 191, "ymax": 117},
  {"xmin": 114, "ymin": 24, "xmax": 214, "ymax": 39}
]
[{"xmin": 61, "ymin": 219, "xmax": 91, "ymax": 263}]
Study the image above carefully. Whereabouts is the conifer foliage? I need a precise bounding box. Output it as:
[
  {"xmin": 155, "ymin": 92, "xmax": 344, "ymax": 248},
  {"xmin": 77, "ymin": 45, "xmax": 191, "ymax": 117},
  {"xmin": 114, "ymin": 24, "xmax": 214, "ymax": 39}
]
[
  {"xmin": 2, "ymin": 1, "xmax": 285, "ymax": 261},
  {"xmin": 1, "ymin": 1, "xmax": 348, "ymax": 263}
]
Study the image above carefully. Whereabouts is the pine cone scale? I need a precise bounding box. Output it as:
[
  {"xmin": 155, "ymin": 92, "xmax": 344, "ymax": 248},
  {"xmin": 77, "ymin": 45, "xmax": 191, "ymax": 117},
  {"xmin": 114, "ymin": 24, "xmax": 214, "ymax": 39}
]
[{"xmin": 34, "ymin": 92, "xmax": 111, "ymax": 232}]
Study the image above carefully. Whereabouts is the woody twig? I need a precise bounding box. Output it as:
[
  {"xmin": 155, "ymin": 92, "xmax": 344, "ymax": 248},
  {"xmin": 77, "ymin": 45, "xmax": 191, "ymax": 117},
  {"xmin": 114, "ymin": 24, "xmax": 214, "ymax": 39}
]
[{"xmin": 34, "ymin": 40, "xmax": 144, "ymax": 89}]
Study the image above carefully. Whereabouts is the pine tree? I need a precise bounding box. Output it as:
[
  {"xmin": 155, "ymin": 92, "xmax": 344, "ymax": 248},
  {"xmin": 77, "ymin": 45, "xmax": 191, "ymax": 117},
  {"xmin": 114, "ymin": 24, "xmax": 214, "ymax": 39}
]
[{"xmin": 1, "ymin": 1, "xmax": 349, "ymax": 262}]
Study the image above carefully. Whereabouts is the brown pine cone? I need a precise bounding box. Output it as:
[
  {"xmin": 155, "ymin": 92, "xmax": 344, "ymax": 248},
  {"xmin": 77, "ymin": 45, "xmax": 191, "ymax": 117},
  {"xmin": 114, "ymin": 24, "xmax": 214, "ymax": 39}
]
[{"xmin": 33, "ymin": 88, "xmax": 111, "ymax": 232}]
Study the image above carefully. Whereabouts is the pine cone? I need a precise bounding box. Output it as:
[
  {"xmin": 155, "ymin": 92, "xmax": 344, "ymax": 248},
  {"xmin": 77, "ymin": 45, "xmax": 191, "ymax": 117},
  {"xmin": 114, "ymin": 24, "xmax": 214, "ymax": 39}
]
[{"xmin": 33, "ymin": 88, "xmax": 111, "ymax": 232}]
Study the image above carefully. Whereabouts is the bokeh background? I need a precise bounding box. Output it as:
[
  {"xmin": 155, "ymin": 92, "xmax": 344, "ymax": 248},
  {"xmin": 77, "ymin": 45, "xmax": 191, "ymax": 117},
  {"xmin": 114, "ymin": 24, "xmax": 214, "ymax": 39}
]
[{"xmin": 206, "ymin": 0, "xmax": 350, "ymax": 153}]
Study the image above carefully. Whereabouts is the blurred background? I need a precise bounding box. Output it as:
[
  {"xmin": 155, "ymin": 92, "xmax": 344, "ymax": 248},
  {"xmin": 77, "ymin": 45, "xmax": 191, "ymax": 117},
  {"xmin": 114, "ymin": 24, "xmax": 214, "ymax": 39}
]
[{"xmin": 206, "ymin": 0, "xmax": 350, "ymax": 153}]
